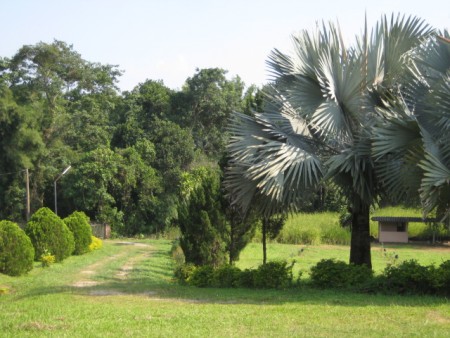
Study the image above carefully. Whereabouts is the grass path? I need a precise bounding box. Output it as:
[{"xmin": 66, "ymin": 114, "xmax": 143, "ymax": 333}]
[
  {"xmin": 69, "ymin": 242, "xmax": 153, "ymax": 291},
  {"xmin": 1, "ymin": 240, "xmax": 449, "ymax": 337}
]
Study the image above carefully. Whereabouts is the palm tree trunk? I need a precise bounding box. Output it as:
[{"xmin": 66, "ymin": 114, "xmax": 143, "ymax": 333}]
[{"xmin": 349, "ymin": 196, "xmax": 372, "ymax": 268}]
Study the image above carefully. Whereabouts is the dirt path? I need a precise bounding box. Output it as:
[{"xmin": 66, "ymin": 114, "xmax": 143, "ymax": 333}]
[{"xmin": 70, "ymin": 241, "xmax": 154, "ymax": 294}]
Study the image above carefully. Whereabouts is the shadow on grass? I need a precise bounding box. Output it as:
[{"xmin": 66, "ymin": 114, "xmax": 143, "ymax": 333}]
[
  {"xmin": 15, "ymin": 280, "xmax": 450, "ymax": 308},
  {"xmin": 16, "ymin": 271, "xmax": 450, "ymax": 308}
]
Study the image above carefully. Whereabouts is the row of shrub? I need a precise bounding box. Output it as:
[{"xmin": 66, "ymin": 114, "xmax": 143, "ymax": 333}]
[
  {"xmin": 310, "ymin": 259, "xmax": 450, "ymax": 296},
  {"xmin": 175, "ymin": 260, "xmax": 296, "ymax": 289},
  {"xmin": 174, "ymin": 258, "xmax": 450, "ymax": 296},
  {"xmin": 0, "ymin": 207, "xmax": 102, "ymax": 276}
]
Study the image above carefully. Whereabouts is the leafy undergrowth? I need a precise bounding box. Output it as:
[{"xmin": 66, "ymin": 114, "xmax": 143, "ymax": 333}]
[{"xmin": 1, "ymin": 240, "xmax": 449, "ymax": 337}]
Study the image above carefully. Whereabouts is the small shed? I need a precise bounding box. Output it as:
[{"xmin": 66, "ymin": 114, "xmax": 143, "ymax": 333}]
[
  {"xmin": 90, "ymin": 223, "xmax": 111, "ymax": 239},
  {"xmin": 372, "ymin": 216, "xmax": 437, "ymax": 243}
]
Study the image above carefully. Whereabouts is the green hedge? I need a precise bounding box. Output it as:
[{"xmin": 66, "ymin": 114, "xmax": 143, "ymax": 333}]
[
  {"xmin": 309, "ymin": 258, "xmax": 450, "ymax": 296},
  {"xmin": 175, "ymin": 258, "xmax": 450, "ymax": 296},
  {"xmin": 175, "ymin": 260, "xmax": 296, "ymax": 289}
]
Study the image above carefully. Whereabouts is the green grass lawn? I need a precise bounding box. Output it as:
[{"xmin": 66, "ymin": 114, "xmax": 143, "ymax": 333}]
[{"xmin": 1, "ymin": 239, "xmax": 449, "ymax": 337}]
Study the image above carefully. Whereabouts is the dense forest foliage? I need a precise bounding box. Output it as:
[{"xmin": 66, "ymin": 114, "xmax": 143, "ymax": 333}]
[
  {"xmin": 0, "ymin": 41, "xmax": 251, "ymax": 235},
  {"xmin": 0, "ymin": 40, "xmax": 341, "ymax": 239}
]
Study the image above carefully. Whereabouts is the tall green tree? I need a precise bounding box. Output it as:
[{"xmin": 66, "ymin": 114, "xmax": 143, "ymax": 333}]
[
  {"xmin": 226, "ymin": 15, "xmax": 432, "ymax": 267},
  {"xmin": 242, "ymin": 84, "xmax": 265, "ymax": 116},
  {"xmin": 224, "ymin": 202, "xmax": 258, "ymax": 264},
  {"xmin": 0, "ymin": 84, "xmax": 43, "ymax": 220},
  {"xmin": 2, "ymin": 40, "xmax": 121, "ymax": 214},
  {"xmin": 178, "ymin": 167, "xmax": 228, "ymax": 266},
  {"xmin": 6, "ymin": 40, "xmax": 121, "ymax": 144},
  {"xmin": 63, "ymin": 147, "xmax": 123, "ymax": 230},
  {"xmin": 177, "ymin": 68, "xmax": 245, "ymax": 157},
  {"xmin": 111, "ymin": 80, "xmax": 173, "ymax": 148},
  {"xmin": 113, "ymin": 142, "xmax": 163, "ymax": 234}
]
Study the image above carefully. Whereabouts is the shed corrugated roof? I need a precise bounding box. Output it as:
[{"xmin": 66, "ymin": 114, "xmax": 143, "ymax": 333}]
[{"xmin": 371, "ymin": 216, "xmax": 438, "ymax": 223}]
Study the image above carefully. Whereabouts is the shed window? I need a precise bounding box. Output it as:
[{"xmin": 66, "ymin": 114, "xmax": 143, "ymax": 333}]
[{"xmin": 396, "ymin": 223, "xmax": 406, "ymax": 232}]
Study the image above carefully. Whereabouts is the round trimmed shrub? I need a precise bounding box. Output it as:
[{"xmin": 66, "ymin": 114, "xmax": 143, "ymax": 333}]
[
  {"xmin": 64, "ymin": 211, "xmax": 92, "ymax": 255},
  {"xmin": 25, "ymin": 207, "xmax": 75, "ymax": 262},
  {"xmin": 0, "ymin": 220, "xmax": 35, "ymax": 276}
]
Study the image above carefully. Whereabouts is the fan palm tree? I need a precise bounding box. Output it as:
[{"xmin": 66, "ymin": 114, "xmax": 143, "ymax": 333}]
[
  {"xmin": 225, "ymin": 14, "xmax": 432, "ymax": 267},
  {"xmin": 373, "ymin": 30, "xmax": 450, "ymax": 225}
]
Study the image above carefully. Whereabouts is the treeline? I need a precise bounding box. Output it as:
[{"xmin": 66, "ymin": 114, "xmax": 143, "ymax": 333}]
[{"xmin": 0, "ymin": 40, "xmax": 267, "ymax": 234}]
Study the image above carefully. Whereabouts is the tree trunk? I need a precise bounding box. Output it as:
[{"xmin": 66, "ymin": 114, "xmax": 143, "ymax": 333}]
[
  {"xmin": 229, "ymin": 220, "xmax": 235, "ymax": 265},
  {"xmin": 262, "ymin": 218, "xmax": 267, "ymax": 264},
  {"xmin": 349, "ymin": 197, "xmax": 372, "ymax": 268}
]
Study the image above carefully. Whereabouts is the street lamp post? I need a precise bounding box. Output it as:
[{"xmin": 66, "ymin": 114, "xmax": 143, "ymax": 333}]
[{"xmin": 54, "ymin": 165, "xmax": 72, "ymax": 216}]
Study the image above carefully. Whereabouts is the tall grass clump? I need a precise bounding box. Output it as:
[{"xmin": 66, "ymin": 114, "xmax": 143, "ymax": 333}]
[{"xmin": 276, "ymin": 212, "xmax": 350, "ymax": 245}]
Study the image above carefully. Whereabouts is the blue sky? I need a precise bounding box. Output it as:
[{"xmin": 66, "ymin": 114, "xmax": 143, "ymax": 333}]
[{"xmin": 1, "ymin": 0, "xmax": 448, "ymax": 91}]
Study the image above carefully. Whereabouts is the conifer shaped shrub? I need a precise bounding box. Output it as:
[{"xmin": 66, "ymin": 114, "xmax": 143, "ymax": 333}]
[
  {"xmin": 64, "ymin": 211, "xmax": 92, "ymax": 255},
  {"xmin": 25, "ymin": 207, "xmax": 75, "ymax": 262},
  {"xmin": 0, "ymin": 220, "xmax": 35, "ymax": 276}
]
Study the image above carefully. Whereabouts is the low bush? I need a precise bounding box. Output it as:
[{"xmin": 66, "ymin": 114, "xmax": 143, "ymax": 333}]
[
  {"xmin": 237, "ymin": 268, "xmax": 256, "ymax": 288},
  {"xmin": 88, "ymin": 236, "xmax": 103, "ymax": 251},
  {"xmin": 211, "ymin": 265, "xmax": 242, "ymax": 288},
  {"xmin": 310, "ymin": 259, "xmax": 373, "ymax": 289},
  {"xmin": 25, "ymin": 208, "xmax": 75, "ymax": 262},
  {"xmin": 382, "ymin": 260, "xmax": 436, "ymax": 295},
  {"xmin": 254, "ymin": 260, "xmax": 295, "ymax": 289},
  {"xmin": 40, "ymin": 250, "xmax": 56, "ymax": 267},
  {"xmin": 434, "ymin": 260, "xmax": 450, "ymax": 296},
  {"xmin": 174, "ymin": 260, "xmax": 295, "ymax": 289},
  {"xmin": 64, "ymin": 211, "xmax": 92, "ymax": 255},
  {"xmin": 189, "ymin": 265, "xmax": 214, "ymax": 287},
  {"xmin": 174, "ymin": 263, "xmax": 196, "ymax": 285},
  {"xmin": 0, "ymin": 220, "xmax": 35, "ymax": 276}
]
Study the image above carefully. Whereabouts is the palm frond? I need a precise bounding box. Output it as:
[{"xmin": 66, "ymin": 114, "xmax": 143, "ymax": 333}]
[
  {"xmin": 225, "ymin": 107, "xmax": 323, "ymax": 215},
  {"xmin": 413, "ymin": 30, "xmax": 450, "ymax": 81},
  {"xmin": 381, "ymin": 13, "xmax": 433, "ymax": 85},
  {"xmin": 419, "ymin": 152, "xmax": 450, "ymax": 217},
  {"xmin": 326, "ymin": 135, "xmax": 378, "ymax": 204},
  {"xmin": 372, "ymin": 107, "xmax": 421, "ymax": 160}
]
